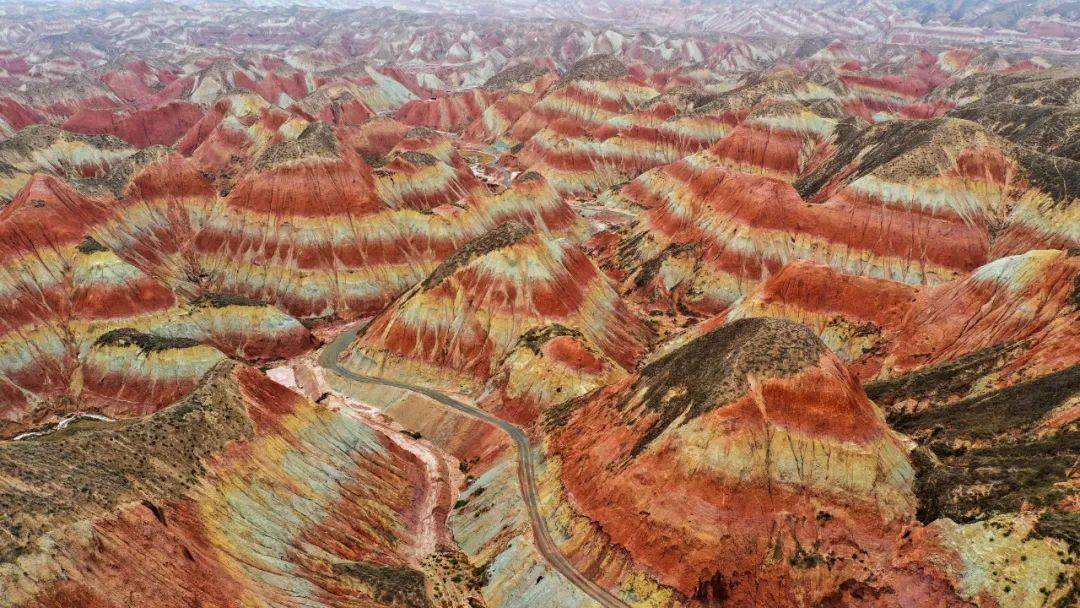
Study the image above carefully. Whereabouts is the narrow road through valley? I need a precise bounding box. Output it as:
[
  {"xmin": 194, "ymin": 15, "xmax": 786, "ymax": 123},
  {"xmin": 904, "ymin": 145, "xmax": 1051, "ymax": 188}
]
[{"xmin": 319, "ymin": 325, "xmax": 630, "ymax": 608}]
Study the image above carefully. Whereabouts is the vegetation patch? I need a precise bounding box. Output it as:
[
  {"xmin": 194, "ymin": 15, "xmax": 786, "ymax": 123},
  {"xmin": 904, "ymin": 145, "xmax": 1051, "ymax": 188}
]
[
  {"xmin": 192, "ymin": 292, "xmax": 267, "ymax": 308},
  {"xmin": 558, "ymin": 53, "xmax": 628, "ymax": 85},
  {"xmin": 333, "ymin": 561, "xmax": 431, "ymax": 607},
  {"xmin": 75, "ymin": 236, "xmax": 108, "ymax": 254},
  {"xmin": 422, "ymin": 221, "xmax": 532, "ymax": 290},
  {"xmin": 254, "ymin": 121, "xmax": 338, "ymax": 170},
  {"xmin": 891, "ymin": 364, "xmax": 1079, "ymax": 441},
  {"xmin": 0, "ymin": 364, "xmax": 251, "ymax": 563},
  {"xmin": 628, "ymin": 318, "xmax": 825, "ymax": 456},
  {"xmin": 867, "ymin": 341, "xmax": 1026, "ymax": 411},
  {"xmin": 483, "ymin": 63, "xmax": 550, "ymax": 90},
  {"xmin": 94, "ymin": 328, "xmax": 202, "ymax": 354},
  {"xmin": 912, "ymin": 428, "xmax": 1079, "ymax": 524},
  {"xmin": 1035, "ymin": 511, "xmax": 1080, "ymax": 554}
]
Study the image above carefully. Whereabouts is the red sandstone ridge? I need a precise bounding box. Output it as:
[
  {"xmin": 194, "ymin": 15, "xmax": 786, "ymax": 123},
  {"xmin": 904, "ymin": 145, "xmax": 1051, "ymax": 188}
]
[
  {"xmin": 794, "ymin": 117, "xmax": 1078, "ymax": 262},
  {"xmin": 0, "ymin": 4, "xmax": 1077, "ymax": 606},
  {"xmin": 61, "ymin": 101, "xmax": 205, "ymax": 147},
  {"xmin": 395, "ymin": 89, "xmax": 502, "ymax": 133},
  {"xmin": 478, "ymin": 323, "xmax": 627, "ymax": 428},
  {"xmin": 289, "ymin": 82, "xmax": 376, "ymax": 126},
  {"xmin": 726, "ymin": 261, "xmax": 919, "ymax": 378},
  {"xmin": 701, "ymin": 248, "xmax": 1077, "ymax": 396},
  {"xmin": 546, "ymin": 318, "xmax": 915, "ymax": 605},
  {"xmin": 872, "ymin": 248, "xmax": 1079, "ymax": 403},
  {"xmin": 342, "ymin": 221, "xmax": 654, "ymax": 390},
  {"xmin": 176, "ymin": 93, "xmax": 305, "ymax": 177},
  {"xmin": 0, "ymin": 172, "xmax": 316, "ymax": 434},
  {"xmin": 718, "ymin": 247, "xmax": 1079, "ymax": 396},
  {"xmin": 0, "ymin": 176, "xmax": 173, "ymax": 432},
  {"xmin": 606, "ymin": 115, "xmax": 1077, "ymax": 340},
  {"xmin": 462, "ymin": 64, "xmax": 556, "ymax": 143},
  {"xmin": 190, "ymin": 121, "xmax": 460, "ymax": 320}
]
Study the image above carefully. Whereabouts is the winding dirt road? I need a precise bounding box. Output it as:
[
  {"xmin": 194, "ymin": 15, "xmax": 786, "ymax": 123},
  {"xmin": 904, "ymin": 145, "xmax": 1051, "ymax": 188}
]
[{"xmin": 320, "ymin": 325, "xmax": 630, "ymax": 608}]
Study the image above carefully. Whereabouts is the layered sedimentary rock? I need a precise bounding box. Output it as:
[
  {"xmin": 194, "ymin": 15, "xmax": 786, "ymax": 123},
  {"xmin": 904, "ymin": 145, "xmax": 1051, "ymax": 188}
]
[
  {"xmin": 374, "ymin": 145, "xmax": 485, "ymax": 210},
  {"xmin": 478, "ymin": 324, "xmax": 627, "ymax": 427},
  {"xmin": 395, "ymin": 89, "xmax": 501, "ymax": 133},
  {"xmin": 0, "ymin": 170, "xmax": 316, "ymax": 435},
  {"xmin": 0, "ymin": 175, "xmax": 173, "ymax": 433},
  {"xmin": 179, "ymin": 293, "xmax": 316, "ymax": 361},
  {"xmin": 289, "ymin": 82, "xmax": 376, "ymax": 126},
  {"xmin": 609, "ymin": 116, "xmax": 1076, "ymax": 331},
  {"xmin": 467, "ymin": 171, "xmax": 583, "ymax": 239},
  {"xmin": 91, "ymin": 126, "xmax": 583, "ymax": 328},
  {"xmin": 0, "ymin": 125, "xmax": 136, "ymax": 200},
  {"xmin": 462, "ymin": 65, "xmax": 556, "ymax": 143},
  {"xmin": 874, "ymin": 249, "xmax": 1078, "ymax": 395},
  {"xmin": 16, "ymin": 75, "xmax": 124, "ymax": 121},
  {"xmin": 947, "ymin": 101, "xmax": 1080, "ymax": 161},
  {"xmin": 61, "ymin": 101, "xmax": 205, "ymax": 148},
  {"xmin": 1, "ymin": 4, "xmax": 1078, "ymax": 605},
  {"xmin": 176, "ymin": 93, "xmax": 309, "ymax": 177},
  {"xmin": 799, "ymin": 116, "xmax": 1079, "ymax": 255},
  {"xmin": 188, "ymin": 121, "xmax": 484, "ymax": 320},
  {"xmin": 85, "ymin": 151, "xmax": 218, "ymax": 297},
  {"xmin": 504, "ymin": 55, "xmax": 664, "ymax": 194},
  {"xmin": 726, "ymin": 260, "xmax": 918, "ymax": 377},
  {"xmin": 504, "ymin": 58, "xmax": 791, "ymax": 196},
  {"xmin": 80, "ymin": 328, "xmax": 227, "ymax": 416},
  {"xmin": 546, "ymin": 318, "xmax": 915, "ymax": 604},
  {"xmin": 705, "ymin": 99, "xmax": 855, "ymax": 181},
  {"xmin": 608, "ymin": 165, "xmax": 824, "ymax": 320},
  {"xmin": 931, "ymin": 66, "xmax": 1080, "ymax": 110},
  {"xmin": 339, "ymin": 117, "xmax": 413, "ymax": 160},
  {"xmin": 194, "ymin": 121, "xmax": 399, "ymax": 318},
  {"xmin": 1, "ymin": 363, "xmax": 481, "ymax": 608},
  {"xmin": 343, "ymin": 221, "xmax": 653, "ymax": 389}
]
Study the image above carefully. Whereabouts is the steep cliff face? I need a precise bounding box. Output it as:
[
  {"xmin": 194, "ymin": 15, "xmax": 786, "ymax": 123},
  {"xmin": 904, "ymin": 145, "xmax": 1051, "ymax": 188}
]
[
  {"xmin": 547, "ymin": 318, "xmax": 915, "ymax": 605},
  {"xmin": 0, "ymin": 363, "xmax": 483, "ymax": 608}
]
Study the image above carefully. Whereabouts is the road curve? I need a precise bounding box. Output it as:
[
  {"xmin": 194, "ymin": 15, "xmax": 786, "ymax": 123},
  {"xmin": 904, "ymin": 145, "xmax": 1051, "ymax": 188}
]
[{"xmin": 320, "ymin": 326, "xmax": 630, "ymax": 608}]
